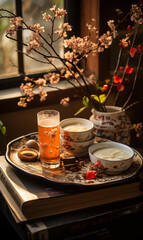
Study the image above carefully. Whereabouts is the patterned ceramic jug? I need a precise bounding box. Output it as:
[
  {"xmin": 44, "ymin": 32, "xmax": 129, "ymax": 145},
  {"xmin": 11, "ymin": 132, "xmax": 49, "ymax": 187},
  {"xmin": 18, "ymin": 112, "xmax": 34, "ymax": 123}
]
[{"xmin": 89, "ymin": 106, "xmax": 131, "ymax": 145}]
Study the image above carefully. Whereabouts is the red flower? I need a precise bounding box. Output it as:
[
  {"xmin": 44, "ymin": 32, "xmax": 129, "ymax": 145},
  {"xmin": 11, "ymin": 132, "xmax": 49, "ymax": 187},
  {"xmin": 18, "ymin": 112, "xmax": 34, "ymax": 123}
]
[
  {"xmin": 113, "ymin": 74, "xmax": 122, "ymax": 84},
  {"xmin": 127, "ymin": 25, "xmax": 131, "ymax": 31},
  {"xmin": 137, "ymin": 45, "xmax": 143, "ymax": 53},
  {"xmin": 85, "ymin": 171, "xmax": 96, "ymax": 180},
  {"xmin": 125, "ymin": 65, "xmax": 133, "ymax": 74},
  {"xmin": 119, "ymin": 66, "xmax": 124, "ymax": 71},
  {"xmin": 130, "ymin": 47, "xmax": 137, "ymax": 58},
  {"xmin": 117, "ymin": 83, "xmax": 124, "ymax": 92},
  {"xmin": 103, "ymin": 84, "xmax": 108, "ymax": 91}
]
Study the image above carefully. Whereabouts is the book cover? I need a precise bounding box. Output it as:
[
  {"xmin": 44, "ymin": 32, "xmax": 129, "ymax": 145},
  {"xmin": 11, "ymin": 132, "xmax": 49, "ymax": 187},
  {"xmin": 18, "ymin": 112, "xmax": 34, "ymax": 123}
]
[
  {"xmin": 1, "ymin": 180, "xmax": 143, "ymax": 240},
  {"xmin": 26, "ymin": 198, "xmax": 143, "ymax": 240},
  {"xmin": 0, "ymin": 156, "xmax": 142, "ymax": 220}
]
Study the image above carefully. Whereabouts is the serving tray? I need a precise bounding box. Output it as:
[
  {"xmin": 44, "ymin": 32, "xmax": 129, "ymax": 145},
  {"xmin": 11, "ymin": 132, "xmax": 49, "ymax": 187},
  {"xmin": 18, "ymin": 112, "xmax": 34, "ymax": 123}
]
[{"xmin": 5, "ymin": 132, "xmax": 143, "ymax": 188}]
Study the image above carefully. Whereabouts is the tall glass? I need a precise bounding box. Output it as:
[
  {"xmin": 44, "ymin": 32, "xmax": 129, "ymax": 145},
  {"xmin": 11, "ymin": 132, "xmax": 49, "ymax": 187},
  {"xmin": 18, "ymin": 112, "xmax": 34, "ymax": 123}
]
[{"xmin": 37, "ymin": 110, "xmax": 60, "ymax": 169}]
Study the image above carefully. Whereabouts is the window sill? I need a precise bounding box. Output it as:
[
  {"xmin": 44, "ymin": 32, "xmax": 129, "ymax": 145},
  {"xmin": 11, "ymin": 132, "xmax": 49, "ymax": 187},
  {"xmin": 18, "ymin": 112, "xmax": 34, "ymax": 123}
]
[{"xmin": 0, "ymin": 80, "xmax": 82, "ymax": 114}]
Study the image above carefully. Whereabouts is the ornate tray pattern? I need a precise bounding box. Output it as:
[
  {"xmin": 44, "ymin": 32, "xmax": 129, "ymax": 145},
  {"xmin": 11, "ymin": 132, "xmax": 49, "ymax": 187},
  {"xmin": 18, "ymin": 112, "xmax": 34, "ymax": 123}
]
[{"xmin": 5, "ymin": 132, "xmax": 143, "ymax": 187}]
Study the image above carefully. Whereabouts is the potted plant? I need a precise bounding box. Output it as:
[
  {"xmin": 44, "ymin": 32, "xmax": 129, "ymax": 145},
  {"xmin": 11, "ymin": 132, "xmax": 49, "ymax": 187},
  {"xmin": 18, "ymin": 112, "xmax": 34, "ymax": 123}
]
[{"xmin": 0, "ymin": 3, "xmax": 143, "ymax": 144}]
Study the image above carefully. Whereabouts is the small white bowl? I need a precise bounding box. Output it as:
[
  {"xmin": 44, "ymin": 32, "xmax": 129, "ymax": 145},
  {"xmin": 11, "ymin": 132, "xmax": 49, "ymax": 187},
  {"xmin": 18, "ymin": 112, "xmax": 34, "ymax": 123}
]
[
  {"xmin": 60, "ymin": 118, "xmax": 94, "ymax": 142},
  {"xmin": 88, "ymin": 141, "xmax": 134, "ymax": 175},
  {"xmin": 61, "ymin": 136, "xmax": 95, "ymax": 157}
]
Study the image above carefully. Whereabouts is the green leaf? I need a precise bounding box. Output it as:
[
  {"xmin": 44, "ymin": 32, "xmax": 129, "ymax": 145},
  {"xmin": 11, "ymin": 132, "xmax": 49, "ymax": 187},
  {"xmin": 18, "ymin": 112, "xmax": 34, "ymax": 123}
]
[
  {"xmin": 1, "ymin": 126, "xmax": 6, "ymax": 135},
  {"xmin": 74, "ymin": 106, "xmax": 87, "ymax": 116},
  {"xmin": 0, "ymin": 120, "xmax": 3, "ymax": 129},
  {"xmin": 91, "ymin": 95, "xmax": 100, "ymax": 102},
  {"xmin": 99, "ymin": 94, "xmax": 106, "ymax": 103},
  {"xmin": 82, "ymin": 96, "xmax": 89, "ymax": 108}
]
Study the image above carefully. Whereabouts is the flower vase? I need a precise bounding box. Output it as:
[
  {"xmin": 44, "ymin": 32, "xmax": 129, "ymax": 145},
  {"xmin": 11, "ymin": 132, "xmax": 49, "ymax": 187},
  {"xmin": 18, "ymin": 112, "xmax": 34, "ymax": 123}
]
[{"xmin": 89, "ymin": 106, "xmax": 131, "ymax": 145}]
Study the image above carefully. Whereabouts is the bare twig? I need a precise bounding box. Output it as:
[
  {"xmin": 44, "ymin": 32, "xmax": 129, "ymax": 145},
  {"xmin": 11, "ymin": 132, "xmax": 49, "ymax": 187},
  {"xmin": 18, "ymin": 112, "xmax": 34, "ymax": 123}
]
[
  {"xmin": 113, "ymin": 24, "xmax": 140, "ymax": 106},
  {"xmin": 104, "ymin": 47, "xmax": 122, "ymax": 104},
  {"xmin": 122, "ymin": 52, "xmax": 143, "ymax": 109}
]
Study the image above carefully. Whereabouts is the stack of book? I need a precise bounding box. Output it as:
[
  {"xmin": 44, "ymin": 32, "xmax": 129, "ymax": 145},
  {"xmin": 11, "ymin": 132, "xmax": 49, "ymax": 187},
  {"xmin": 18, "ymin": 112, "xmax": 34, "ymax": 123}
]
[{"xmin": 0, "ymin": 155, "xmax": 143, "ymax": 240}]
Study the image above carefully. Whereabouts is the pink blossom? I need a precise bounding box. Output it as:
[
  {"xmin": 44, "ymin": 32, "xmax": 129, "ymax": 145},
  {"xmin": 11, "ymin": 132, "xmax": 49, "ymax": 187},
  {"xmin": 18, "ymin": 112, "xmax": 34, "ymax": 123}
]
[
  {"xmin": 97, "ymin": 46, "xmax": 104, "ymax": 52},
  {"xmin": 60, "ymin": 97, "xmax": 70, "ymax": 106},
  {"xmin": 107, "ymin": 20, "xmax": 117, "ymax": 38},
  {"xmin": 29, "ymin": 23, "xmax": 45, "ymax": 34},
  {"xmin": 64, "ymin": 51, "xmax": 75, "ymax": 62},
  {"xmin": 6, "ymin": 16, "xmax": 23, "ymax": 35},
  {"xmin": 49, "ymin": 73, "xmax": 60, "ymax": 84},
  {"xmin": 54, "ymin": 29, "xmax": 63, "ymax": 36},
  {"xmin": 42, "ymin": 13, "xmax": 52, "ymax": 21},
  {"xmin": 86, "ymin": 23, "xmax": 97, "ymax": 32},
  {"xmin": 26, "ymin": 39, "xmax": 41, "ymax": 54},
  {"xmin": 39, "ymin": 88, "xmax": 48, "ymax": 102},
  {"xmin": 50, "ymin": 5, "xmax": 67, "ymax": 18},
  {"xmin": 50, "ymin": 5, "xmax": 56, "ymax": 12},
  {"xmin": 55, "ymin": 23, "xmax": 72, "ymax": 37},
  {"xmin": 64, "ymin": 70, "xmax": 72, "ymax": 79},
  {"xmin": 43, "ymin": 73, "xmax": 50, "ymax": 81},
  {"xmin": 74, "ymin": 72, "xmax": 80, "ymax": 79},
  {"xmin": 60, "ymin": 69, "xmax": 66, "ymax": 76},
  {"xmin": 99, "ymin": 31, "xmax": 113, "ymax": 48},
  {"xmin": 17, "ymin": 98, "xmax": 27, "ymax": 107},
  {"xmin": 62, "ymin": 23, "xmax": 72, "ymax": 31},
  {"xmin": 35, "ymin": 78, "xmax": 46, "ymax": 86},
  {"xmin": 64, "ymin": 36, "xmax": 94, "ymax": 55},
  {"xmin": 10, "ymin": 16, "xmax": 23, "ymax": 27},
  {"xmin": 45, "ymin": 73, "xmax": 60, "ymax": 84},
  {"xmin": 65, "ymin": 61, "xmax": 73, "ymax": 69},
  {"xmin": 20, "ymin": 82, "xmax": 34, "ymax": 101},
  {"xmin": 24, "ymin": 76, "xmax": 30, "ymax": 81},
  {"xmin": 55, "ymin": 8, "xmax": 67, "ymax": 18},
  {"xmin": 6, "ymin": 25, "xmax": 17, "ymax": 35},
  {"xmin": 131, "ymin": 4, "xmax": 143, "ymax": 24},
  {"xmin": 30, "ymin": 33, "xmax": 42, "ymax": 43}
]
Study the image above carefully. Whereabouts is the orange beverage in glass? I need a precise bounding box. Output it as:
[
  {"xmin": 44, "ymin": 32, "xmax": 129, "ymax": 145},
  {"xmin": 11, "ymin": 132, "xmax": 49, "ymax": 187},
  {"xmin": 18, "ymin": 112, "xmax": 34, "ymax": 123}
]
[{"xmin": 37, "ymin": 110, "xmax": 60, "ymax": 169}]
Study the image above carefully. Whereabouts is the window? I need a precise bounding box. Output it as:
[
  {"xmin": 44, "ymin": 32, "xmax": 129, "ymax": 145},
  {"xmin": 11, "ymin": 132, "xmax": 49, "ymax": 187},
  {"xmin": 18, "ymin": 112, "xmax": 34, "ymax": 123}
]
[
  {"xmin": 0, "ymin": 1, "xmax": 17, "ymax": 78},
  {"xmin": 0, "ymin": 0, "xmax": 66, "ymax": 89}
]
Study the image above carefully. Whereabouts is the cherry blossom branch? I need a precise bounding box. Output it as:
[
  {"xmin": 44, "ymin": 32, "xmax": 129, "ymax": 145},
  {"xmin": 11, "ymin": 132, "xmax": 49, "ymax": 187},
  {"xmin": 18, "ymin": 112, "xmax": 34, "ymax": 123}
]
[
  {"xmin": 30, "ymin": 24, "xmax": 85, "ymax": 91},
  {"xmin": 1, "ymin": 4, "xmax": 142, "ymax": 111},
  {"xmin": 113, "ymin": 24, "xmax": 140, "ymax": 105},
  {"xmin": 122, "ymin": 51, "xmax": 143, "ymax": 109},
  {"xmin": 0, "ymin": 8, "xmax": 16, "ymax": 18},
  {"xmin": 4, "ymin": 18, "xmax": 83, "ymax": 95},
  {"xmin": 1, "ymin": 7, "xmax": 117, "ymax": 110},
  {"xmin": 51, "ymin": 17, "xmax": 56, "ymax": 45},
  {"xmin": 19, "ymin": 51, "xmax": 53, "ymax": 64},
  {"xmin": 104, "ymin": 47, "xmax": 122, "ymax": 104}
]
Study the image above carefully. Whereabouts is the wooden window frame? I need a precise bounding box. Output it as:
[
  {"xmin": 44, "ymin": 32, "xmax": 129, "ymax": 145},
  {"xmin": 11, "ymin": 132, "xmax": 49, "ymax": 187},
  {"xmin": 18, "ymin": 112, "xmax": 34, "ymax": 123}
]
[{"xmin": 0, "ymin": 0, "xmax": 80, "ymax": 90}]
